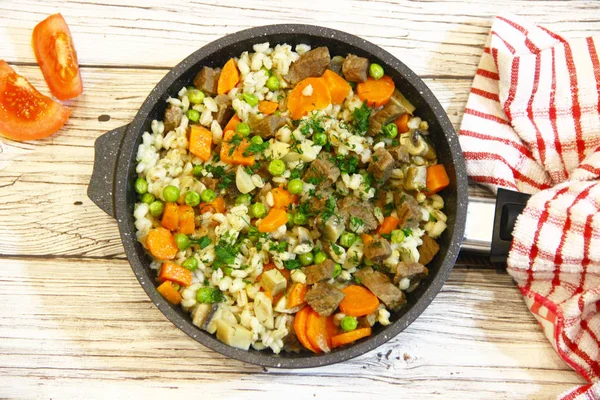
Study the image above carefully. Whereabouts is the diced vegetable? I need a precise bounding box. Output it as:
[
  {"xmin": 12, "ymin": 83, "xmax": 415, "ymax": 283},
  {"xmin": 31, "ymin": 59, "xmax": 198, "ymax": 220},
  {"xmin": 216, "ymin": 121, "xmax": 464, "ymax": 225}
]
[
  {"xmin": 185, "ymin": 191, "xmax": 200, "ymax": 207},
  {"xmin": 360, "ymin": 233, "xmax": 374, "ymax": 245},
  {"xmin": 271, "ymin": 188, "xmax": 298, "ymax": 209},
  {"xmin": 294, "ymin": 306, "xmax": 320, "ymax": 353},
  {"xmin": 376, "ymin": 216, "xmax": 400, "ymax": 235},
  {"xmin": 322, "ymin": 69, "xmax": 351, "ymax": 105},
  {"xmin": 341, "ymin": 316, "xmax": 358, "ymax": 332},
  {"xmin": 163, "ymin": 185, "xmax": 180, "ymax": 203},
  {"xmin": 306, "ymin": 309, "xmax": 332, "ymax": 352},
  {"xmin": 158, "ymin": 261, "xmax": 193, "ymax": 287},
  {"xmin": 258, "ymin": 100, "xmax": 279, "ymax": 115},
  {"xmin": 199, "ymin": 197, "xmax": 225, "ymax": 214},
  {"xmin": 156, "ymin": 281, "xmax": 182, "ymax": 305},
  {"xmin": 236, "ymin": 165, "xmax": 256, "ymax": 194},
  {"xmin": 260, "ymin": 268, "xmax": 287, "ymax": 296},
  {"xmin": 254, "ymin": 292, "xmax": 274, "ymax": 329},
  {"xmin": 146, "ymin": 227, "xmax": 178, "ymax": 260},
  {"xmin": 356, "ymin": 75, "xmax": 395, "ymax": 107},
  {"xmin": 286, "ymin": 283, "xmax": 307, "ymax": 309},
  {"xmin": 220, "ymin": 129, "xmax": 255, "ymax": 166},
  {"xmin": 287, "ymin": 77, "xmax": 331, "ymax": 120},
  {"xmin": 217, "ymin": 58, "xmax": 240, "ymax": 95},
  {"xmin": 223, "ymin": 114, "xmax": 241, "ymax": 132},
  {"xmin": 177, "ymin": 204, "xmax": 195, "ymax": 235},
  {"xmin": 331, "ymin": 327, "xmax": 372, "ymax": 348},
  {"xmin": 339, "ymin": 285, "xmax": 380, "ymax": 317},
  {"xmin": 257, "ymin": 208, "xmax": 288, "ymax": 233},
  {"xmin": 189, "ymin": 125, "xmax": 213, "ymax": 161},
  {"xmin": 394, "ymin": 113, "xmax": 410, "ymax": 133},
  {"xmin": 426, "ymin": 164, "xmax": 450, "ymax": 195},
  {"xmin": 215, "ymin": 319, "xmax": 253, "ymax": 350},
  {"xmin": 161, "ymin": 202, "xmax": 179, "ymax": 231}
]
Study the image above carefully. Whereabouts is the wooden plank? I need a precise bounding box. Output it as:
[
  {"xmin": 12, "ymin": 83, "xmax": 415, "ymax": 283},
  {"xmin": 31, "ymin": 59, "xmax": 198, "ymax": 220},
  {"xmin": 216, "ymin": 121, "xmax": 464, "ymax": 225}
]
[
  {"xmin": 0, "ymin": 257, "xmax": 584, "ymax": 399},
  {"xmin": 1, "ymin": 0, "xmax": 599, "ymax": 77}
]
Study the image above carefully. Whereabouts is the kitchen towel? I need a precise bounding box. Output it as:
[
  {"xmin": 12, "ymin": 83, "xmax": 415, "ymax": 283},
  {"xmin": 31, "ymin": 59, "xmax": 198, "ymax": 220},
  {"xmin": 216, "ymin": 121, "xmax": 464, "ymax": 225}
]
[{"xmin": 459, "ymin": 15, "xmax": 600, "ymax": 399}]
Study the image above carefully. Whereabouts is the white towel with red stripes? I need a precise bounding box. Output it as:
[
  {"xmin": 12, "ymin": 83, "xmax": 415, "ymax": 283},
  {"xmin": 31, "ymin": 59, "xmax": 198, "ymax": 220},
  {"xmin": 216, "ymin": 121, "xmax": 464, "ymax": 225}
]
[{"xmin": 459, "ymin": 15, "xmax": 600, "ymax": 399}]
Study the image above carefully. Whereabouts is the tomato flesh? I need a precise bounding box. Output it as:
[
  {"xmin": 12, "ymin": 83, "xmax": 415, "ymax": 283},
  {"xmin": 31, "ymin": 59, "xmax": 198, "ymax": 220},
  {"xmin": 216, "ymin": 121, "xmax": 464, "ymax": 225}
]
[
  {"xmin": 32, "ymin": 13, "xmax": 83, "ymax": 100},
  {"xmin": 0, "ymin": 61, "xmax": 70, "ymax": 141}
]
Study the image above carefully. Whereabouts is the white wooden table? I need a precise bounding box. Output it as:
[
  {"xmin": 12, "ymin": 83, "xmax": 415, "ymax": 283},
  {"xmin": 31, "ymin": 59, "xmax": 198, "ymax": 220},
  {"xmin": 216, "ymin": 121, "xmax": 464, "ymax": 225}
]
[{"xmin": 1, "ymin": 1, "xmax": 597, "ymax": 398}]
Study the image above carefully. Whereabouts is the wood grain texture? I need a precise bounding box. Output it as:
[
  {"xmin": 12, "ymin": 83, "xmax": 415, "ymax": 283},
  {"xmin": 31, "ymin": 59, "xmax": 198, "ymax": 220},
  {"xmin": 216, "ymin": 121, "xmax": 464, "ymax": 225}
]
[{"xmin": 0, "ymin": 258, "xmax": 584, "ymax": 399}]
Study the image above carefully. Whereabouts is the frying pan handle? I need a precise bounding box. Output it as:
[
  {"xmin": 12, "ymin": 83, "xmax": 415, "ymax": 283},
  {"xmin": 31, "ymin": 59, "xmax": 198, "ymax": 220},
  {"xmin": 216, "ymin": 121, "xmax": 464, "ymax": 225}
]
[{"xmin": 87, "ymin": 125, "xmax": 128, "ymax": 218}]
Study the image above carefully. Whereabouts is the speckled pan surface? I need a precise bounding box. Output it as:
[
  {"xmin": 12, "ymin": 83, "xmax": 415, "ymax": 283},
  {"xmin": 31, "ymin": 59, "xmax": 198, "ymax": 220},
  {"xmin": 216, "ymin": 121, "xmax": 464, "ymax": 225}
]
[{"xmin": 98, "ymin": 24, "xmax": 468, "ymax": 368}]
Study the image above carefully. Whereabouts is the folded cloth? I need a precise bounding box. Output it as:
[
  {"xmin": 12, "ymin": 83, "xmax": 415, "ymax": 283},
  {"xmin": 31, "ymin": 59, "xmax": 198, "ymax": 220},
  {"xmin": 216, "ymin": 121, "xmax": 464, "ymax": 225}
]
[{"xmin": 458, "ymin": 15, "xmax": 600, "ymax": 399}]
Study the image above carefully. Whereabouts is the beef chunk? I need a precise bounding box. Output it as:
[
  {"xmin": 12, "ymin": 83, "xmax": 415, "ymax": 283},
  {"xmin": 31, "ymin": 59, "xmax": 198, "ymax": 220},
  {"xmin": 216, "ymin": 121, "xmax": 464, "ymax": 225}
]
[
  {"xmin": 337, "ymin": 197, "xmax": 378, "ymax": 231},
  {"xmin": 367, "ymin": 90, "xmax": 415, "ymax": 135},
  {"xmin": 193, "ymin": 66, "xmax": 220, "ymax": 96},
  {"xmin": 363, "ymin": 236, "xmax": 392, "ymax": 263},
  {"xmin": 368, "ymin": 148, "xmax": 395, "ymax": 184},
  {"xmin": 164, "ymin": 104, "xmax": 183, "ymax": 133},
  {"xmin": 248, "ymin": 114, "xmax": 287, "ymax": 138},
  {"xmin": 418, "ymin": 234, "xmax": 440, "ymax": 265},
  {"xmin": 328, "ymin": 55, "xmax": 345, "ymax": 75},
  {"xmin": 304, "ymin": 283, "xmax": 345, "ymax": 317},
  {"xmin": 303, "ymin": 153, "xmax": 340, "ymax": 189},
  {"xmin": 355, "ymin": 267, "xmax": 406, "ymax": 311},
  {"xmin": 214, "ymin": 94, "xmax": 233, "ymax": 127},
  {"xmin": 303, "ymin": 259, "xmax": 336, "ymax": 285},
  {"xmin": 286, "ymin": 47, "xmax": 331, "ymax": 85},
  {"xmin": 394, "ymin": 262, "xmax": 428, "ymax": 285},
  {"xmin": 357, "ymin": 311, "xmax": 378, "ymax": 328},
  {"xmin": 342, "ymin": 54, "xmax": 369, "ymax": 83},
  {"xmin": 200, "ymin": 177, "xmax": 218, "ymax": 191},
  {"xmin": 388, "ymin": 145, "xmax": 410, "ymax": 164},
  {"xmin": 395, "ymin": 191, "xmax": 421, "ymax": 229},
  {"xmin": 308, "ymin": 189, "xmax": 332, "ymax": 214},
  {"xmin": 283, "ymin": 316, "xmax": 303, "ymax": 353}
]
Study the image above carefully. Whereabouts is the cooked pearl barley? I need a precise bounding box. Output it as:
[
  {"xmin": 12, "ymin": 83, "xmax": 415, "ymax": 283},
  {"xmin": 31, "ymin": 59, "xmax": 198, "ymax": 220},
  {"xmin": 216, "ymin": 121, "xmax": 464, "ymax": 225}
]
[
  {"xmin": 251, "ymin": 174, "xmax": 265, "ymax": 188},
  {"xmin": 181, "ymin": 298, "xmax": 197, "ymax": 309},
  {"xmin": 378, "ymin": 309, "xmax": 391, "ymax": 326},
  {"xmin": 200, "ymin": 109, "xmax": 213, "ymax": 126},
  {"xmin": 291, "ymin": 269, "xmax": 307, "ymax": 284},
  {"xmin": 416, "ymin": 192, "xmax": 427, "ymax": 203},
  {"xmin": 399, "ymin": 277, "xmax": 411, "ymax": 291},
  {"xmin": 339, "ymin": 270, "xmax": 352, "ymax": 281},
  {"xmin": 430, "ymin": 194, "xmax": 444, "ymax": 209},
  {"xmin": 302, "ymin": 84, "xmax": 313, "ymax": 96}
]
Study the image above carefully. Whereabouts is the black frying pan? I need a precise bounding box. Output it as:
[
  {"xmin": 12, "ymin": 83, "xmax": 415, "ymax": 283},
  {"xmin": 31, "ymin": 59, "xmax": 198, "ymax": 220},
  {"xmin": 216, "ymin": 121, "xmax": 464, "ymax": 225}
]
[{"xmin": 87, "ymin": 25, "xmax": 468, "ymax": 368}]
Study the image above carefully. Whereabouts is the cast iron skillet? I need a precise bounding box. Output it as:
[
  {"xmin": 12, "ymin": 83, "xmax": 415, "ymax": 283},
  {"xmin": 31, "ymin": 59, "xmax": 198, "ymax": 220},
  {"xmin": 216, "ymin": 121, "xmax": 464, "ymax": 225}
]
[{"xmin": 87, "ymin": 24, "xmax": 468, "ymax": 368}]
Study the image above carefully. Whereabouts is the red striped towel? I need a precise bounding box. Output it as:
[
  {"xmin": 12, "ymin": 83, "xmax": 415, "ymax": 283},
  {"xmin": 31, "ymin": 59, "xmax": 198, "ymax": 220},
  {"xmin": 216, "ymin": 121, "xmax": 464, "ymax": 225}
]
[{"xmin": 459, "ymin": 15, "xmax": 600, "ymax": 399}]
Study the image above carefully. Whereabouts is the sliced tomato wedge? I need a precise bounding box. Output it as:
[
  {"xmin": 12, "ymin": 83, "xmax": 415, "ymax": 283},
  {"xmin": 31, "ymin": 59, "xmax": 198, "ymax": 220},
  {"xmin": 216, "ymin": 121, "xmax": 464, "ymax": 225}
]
[
  {"xmin": 0, "ymin": 61, "xmax": 71, "ymax": 141},
  {"xmin": 32, "ymin": 13, "xmax": 83, "ymax": 100}
]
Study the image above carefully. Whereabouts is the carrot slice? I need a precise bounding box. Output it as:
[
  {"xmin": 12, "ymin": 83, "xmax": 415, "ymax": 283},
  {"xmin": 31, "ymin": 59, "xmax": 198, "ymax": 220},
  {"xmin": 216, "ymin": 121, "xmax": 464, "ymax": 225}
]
[
  {"xmin": 178, "ymin": 204, "xmax": 195, "ymax": 235},
  {"xmin": 257, "ymin": 208, "xmax": 288, "ymax": 233},
  {"xmin": 161, "ymin": 202, "xmax": 179, "ymax": 231},
  {"xmin": 339, "ymin": 285, "xmax": 380, "ymax": 317},
  {"xmin": 426, "ymin": 164, "xmax": 450, "ymax": 195},
  {"xmin": 223, "ymin": 114, "xmax": 241, "ymax": 133},
  {"xmin": 322, "ymin": 69, "xmax": 351, "ymax": 105},
  {"xmin": 189, "ymin": 125, "xmax": 213, "ymax": 161},
  {"xmin": 158, "ymin": 261, "xmax": 193, "ymax": 287},
  {"xmin": 326, "ymin": 315, "xmax": 338, "ymax": 345},
  {"xmin": 294, "ymin": 306, "xmax": 320, "ymax": 353},
  {"xmin": 220, "ymin": 129, "xmax": 255, "ymax": 166},
  {"xmin": 199, "ymin": 197, "xmax": 226, "ymax": 214},
  {"xmin": 257, "ymin": 262, "xmax": 290, "ymax": 283},
  {"xmin": 376, "ymin": 216, "xmax": 400, "ymax": 235},
  {"xmin": 217, "ymin": 58, "xmax": 240, "ymax": 95},
  {"xmin": 146, "ymin": 227, "xmax": 178, "ymax": 260},
  {"xmin": 287, "ymin": 77, "xmax": 331, "ymax": 120},
  {"xmin": 258, "ymin": 100, "xmax": 279, "ymax": 115},
  {"xmin": 287, "ymin": 283, "xmax": 307, "ymax": 309},
  {"xmin": 356, "ymin": 75, "xmax": 395, "ymax": 107},
  {"xmin": 156, "ymin": 281, "xmax": 182, "ymax": 305},
  {"xmin": 331, "ymin": 327, "xmax": 372, "ymax": 348},
  {"xmin": 306, "ymin": 309, "xmax": 331, "ymax": 352},
  {"xmin": 394, "ymin": 113, "xmax": 410, "ymax": 134},
  {"xmin": 360, "ymin": 233, "xmax": 374, "ymax": 245},
  {"xmin": 271, "ymin": 187, "xmax": 298, "ymax": 209}
]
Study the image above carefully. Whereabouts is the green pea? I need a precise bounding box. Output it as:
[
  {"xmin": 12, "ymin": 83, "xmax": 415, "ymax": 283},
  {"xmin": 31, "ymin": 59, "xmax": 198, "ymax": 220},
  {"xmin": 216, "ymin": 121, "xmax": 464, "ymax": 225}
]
[
  {"xmin": 141, "ymin": 193, "xmax": 155, "ymax": 204},
  {"xmin": 235, "ymin": 193, "xmax": 252, "ymax": 206},
  {"xmin": 174, "ymin": 233, "xmax": 190, "ymax": 250},
  {"xmin": 266, "ymin": 76, "xmax": 280, "ymax": 91},
  {"xmin": 261, "ymin": 67, "xmax": 272, "ymax": 77},
  {"xmin": 383, "ymin": 123, "xmax": 398, "ymax": 139},
  {"xmin": 182, "ymin": 256, "xmax": 199, "ymax": 271},
  {"xmin": 163, "ymin": 185, "xmax": 180, "ymax": 202},
  {"xmin": 314, "ymin": 251, "xmax": 327, "ymax": 265},
  {"xmin": 149, "ymin": 200, "xmax": 165, "ymax": 217},
  {"xmin": 391, "ymin": 229, "xmax": 405, "ymax": 244},
  {"xmin": 200, "ymin": 189, "xmax": 216, "ymax": 203},
  {"xmin": 286, "ymin": 212, "xmax": 294, "ymax": 228},
  {"xmin": 196, "ymin": 287, "xmax": 223, "ymax": 303},
  {"xmin": 287, "ymin": 179, "xmax": 304, "ymax": 195},
  {"xmin": 268, "ymin": 159, "xmax": 286, "ymax": 176},
  {"xmin": 341, "ymin": 316, "xmax": 358, "ymax": 332},
  {"xmin": 187, "ymin": 109, "xmax": 200, "ymax": 122},
  {"xmin": 236, "ymin": 122, "xmax": 251, "ymax": 137},
  {"xmin": 333, "ymin": 263, "xmax": 342, "ymax": 278},
  {"xmin": 185, "ymin": 191, "xmax": 201, "ymax": 207},
  {"xmin": 313, "ymin": 132, "xmax": 328, "ymax": 146},
  {"xmin": 250, "ymin": 203, "xmax": 267, "ymax": 218},
  {"xmin": 293, "ymin": 212, "xmax": 308, "ymax": 225},
  {"xmin": 192, "ymin": 165, "xmax": 203, "ymax": 177},
  {"xmin": 299, "ymin": 252, "xmax": 314, "ymax": 266},
  {"xmin": 250, "ymin": 135, "xmax": 264, "ymax": 145},
  {"xmin": 135, "ymin": 178, "xmax": 148, "ymax": 194},
  {"xmin": 340, "ymin": 232, "xmax": 358, "ymax": 248},
  {"xmin": 369, "ymin": 63, "xmax": 384, "ymax": 80},
  {"xmin": 242, "ymin": 93, "xmax": 259, "ymax": 107},
  {"xmin": 187, "ymin": 89, "xmax": 205, "ymax": 104}
]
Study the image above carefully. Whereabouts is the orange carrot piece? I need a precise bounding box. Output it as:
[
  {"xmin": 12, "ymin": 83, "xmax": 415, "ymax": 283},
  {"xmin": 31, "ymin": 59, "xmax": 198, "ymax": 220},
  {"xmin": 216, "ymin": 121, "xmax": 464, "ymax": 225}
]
[
  {"xmin": 426, "ymin": 164, "xmax": 450, "ymax": 195},
  {"xmin": 161, "ymin": 202, "xmax": 179, "ymax": 231},
  {"xmin": 356, "ymin": 75, "xmax": 395, "ymax": 107},
  {"xmin": 360, "ymin": 233, "xmax": 374, "ymax": 245},
  {"xmin": 146, "ymin": 227, "xmax": 178, "ymax": 260},
  {"xmin": 322, "ymin": 69, "xmax": 351, "ymax": 105},
  {"xmin": 287, "ymin": 77, "xmax": 331, "ymax": 120},
  {"xmin": 156, "ymin": 281, "xmax": 182, "ymax": 305},
  {"xmin": 258, "ymin": 100, "xmax": 279, "ymax": 115},
  {"xmin": 223, "ymin": 114, "xmax": 241, "ymax": 133},
  {"xmin": 257, "ymin": 208, "xmax": 288, "ymax": 233},
  {"xmin": 326, "ymin": 315, "xmax": 338, "ymax": 346},
  {"xmin": 339, "ymin": 285, "xmax": 380, "ymax": 317},
  {"xmin": 331, "ymin": 327, "xmax": 372, "ymax": 348},
  {"xmin": 158, "ymin": 261, "xmax": 193, "ymax": 287},
  {"xmin": 394, "ymin": 113, "xmax": 410, "ymax": 134},
  {"xmin": 376, "ymin": 216, "xmax": 400, "ymax": 235},
  {"xmin": 188, "ymin": 125, "xmax": 213, "ymax": 161},
  {"xmin": 294, "ymin": 306, "xmax": 320, "ymax": 353},
  {"xmin": 271, "ymin": 187, "xmax": 298, "ymax": 210},
  {"xmin": 287, "ymin": 283, "xmax": 308, "ymax": 309},
  {"xmin": 199, "ymin": 197, "xmax": 226, "ymax": 214},
  {"xmin": 220, "ymin": 129, "xmax": 255, "ymax": 166},
  {"xmin": 306, "ymin": 309, "xmax": 331, "ymax": 352},
  {"xmin": 178, "ymin": 204, "xmax": 195, "ymax": 235},
  {"xmin": 217, "ymin": 58, "xmax": 240, "ymax": 95}
]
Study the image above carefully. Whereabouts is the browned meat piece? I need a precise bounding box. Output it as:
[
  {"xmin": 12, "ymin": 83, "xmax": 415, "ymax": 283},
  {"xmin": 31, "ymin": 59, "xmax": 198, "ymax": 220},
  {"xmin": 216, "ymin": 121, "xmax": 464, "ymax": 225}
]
[
  {"xmin": 303, "ymin": 259, "xmax": 336, "ymax": 285},
  {"xmin": 355, "ymin": 267, "xmax": 406, "ymax": 311},
  {"xmin": 367, "ymin": 90, "xmax": 415, "ymax": 135},
  {"xmin": 304, "ymin": 283, "xmax": 345, "ymax": 317},
  {"xmin": 283, "ymin": 316, "xmax": 303, "ymax": 353},
  {"xmin": 193, "ymin": 66, "xmax": 220, "ymax": 96},
  {"xmin": 393, "ymin": 262, "xmax": 428, "ymax": 285},
  {"xmin": 256, "ymin": 182, "xmax": 272, "ymax": 201},
  {"xmin": 286, "ymin": 47, "xmax": 331, "ymax": 85},
  {"xmin": 368, "ymin": 148, "xmax": 395, "ymax": 184},
  {"xmin": 395, "ymin": 191, "xmax": 421, "ymax": 229},
  {"xmin": 337, "ymin": 197, "xmax": 378, "ymax": 231},
  {"xmin": 418, "ymin": 234, "xmax": 440, "ymax": 265},
  {"xmin": 388, "ymin": 146, "xmax": 410, "ymax": 164},
  {"xmin": 308, "ymin": 189, "xmax": 331, "ymax": 214},
  {"xmin": 214, "ymin": 95, "xmax": 234, "ymax": 127},
  {"xmin": 342, "ymin": 54, "xmax": 369, "ymax": 83},
  {"xmin": 200, "ymin": 177, "xmax": 218, "ymax": 191},
  {"xmin": 357, "ymin": 309, "xmax": 378, "ymax": 328},
  {"xmin": 328, "ymin": 55, "xmax": 345, "ymax": 75},
  {"xmin": 248, "ymin": 114, "xmax": 287, "ymax": 138},
  {"xmin": 303, "ymin": 153, "xmax": 340, "ymax": 189},
  {"xmin": 164, "ymin": 104, "xmax": 183, "ymax": 133},
  {"xmin": 363, "ymin": 235, "xmax": 392, "ymax": 263}
]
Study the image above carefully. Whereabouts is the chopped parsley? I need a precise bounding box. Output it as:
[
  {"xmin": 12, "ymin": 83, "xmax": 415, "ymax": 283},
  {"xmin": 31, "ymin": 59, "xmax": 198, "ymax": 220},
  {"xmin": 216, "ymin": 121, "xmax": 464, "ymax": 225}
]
[
  {"xmin": 189, "ymin": 236, "xmax": 212, "ymax": 249},
  {"xmin": 284, "ymin": 259, "xmax": 303, "ymax": 270},
  {"xmin": 243, "ymin": 140, "xmax": 269, "ymax": 157},
  {"xmin": 320, "ymin": 197, "xmax": 337, "ymax": 221},
  {"xmin": 269, "ymin": 241, "xmax": 288, "ymax": 253},
  {"xmin": 383, "ymin": 202, "xmax": 396, "ymax": 217},
  {"xmin": 334, "ymin": 155, "xmax": 359, "ymax": 175},
  {"xmin": 227, "ymin": 133, "xmax": 243, "ymax": 156},
  {"xmin": 352, "ymin": 101, "xmax": 371, "ymax": 134},
  {"xmin": 331, "ymin": 243, "xmax": 343, "ymax": 255},
  {"xmin": 300, "ymin": 116, "xmax": 325, "ymax": 136},
  {"xmin": 402, "ymin": 228, "xmax": 413, "ymax": 237},
  {"xmin": 212, "ymin": 243, "xmax": 237, "ymax": 269}
]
